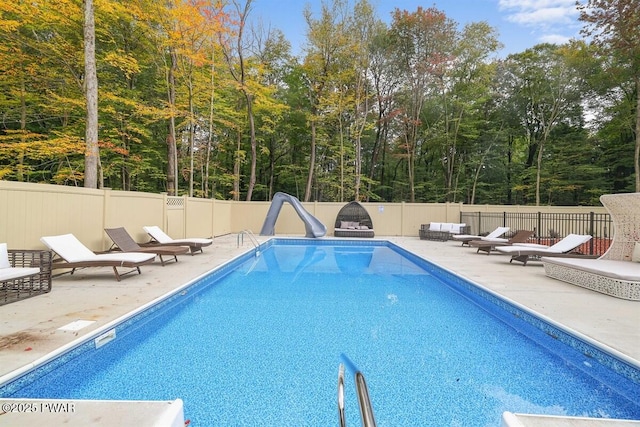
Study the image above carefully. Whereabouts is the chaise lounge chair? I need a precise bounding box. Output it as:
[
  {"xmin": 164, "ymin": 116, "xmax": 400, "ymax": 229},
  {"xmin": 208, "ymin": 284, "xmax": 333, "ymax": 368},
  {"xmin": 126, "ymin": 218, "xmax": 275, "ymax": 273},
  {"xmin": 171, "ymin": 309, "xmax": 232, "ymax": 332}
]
[
  {"xmin": 468, "ymin": 230, "xmax": 535, "ymax": 254},
  {"xmin": 495, "ymin": 233, "xmax": 593, "ymax": 266},
  {"xmin": 41, "ymin": 233, "xmax": 156, "ymax": 281},
  {"xmin": 143, "ymin": 226, "xmax": 213, "ymax": 254},
  {"xmin": 452, "ymin": 226, "xmax": 510, "ymax": 246},
  {"xmin": 105, "ymin": 227, "xmax": 189, "ymax": 266}
]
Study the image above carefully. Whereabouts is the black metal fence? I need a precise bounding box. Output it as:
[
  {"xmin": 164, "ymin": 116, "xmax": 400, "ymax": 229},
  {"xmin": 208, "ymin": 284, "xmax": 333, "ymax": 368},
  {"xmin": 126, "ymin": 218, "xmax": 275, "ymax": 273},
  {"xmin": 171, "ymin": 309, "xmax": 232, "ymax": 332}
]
[{"xmin": 460, "ymin": 211, "xmax": 613, "ymax": 256}]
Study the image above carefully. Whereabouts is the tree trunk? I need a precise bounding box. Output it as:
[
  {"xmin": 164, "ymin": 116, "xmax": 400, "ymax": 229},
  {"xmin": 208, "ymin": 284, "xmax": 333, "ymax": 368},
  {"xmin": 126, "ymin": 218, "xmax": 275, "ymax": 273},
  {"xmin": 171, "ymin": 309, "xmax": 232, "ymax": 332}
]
[
  {"xmin": 188, "ymin": 79, "xmax": 195, "ymax": 197},
  {"xmin": 83, "ymin": 0, "xmax": 99, "ymax": 189},
  {"xmin": 635, "ymin": 75, "xmax": 640, "ymax": 192},
  {"xmin": 166, "ymin": 48, "xmax": 178, "ymax": 196},
  {"xmin": 304, "ymin": 119, "xmax": 317, "ymax": 202},
  {"xmin": 245, "ymin": 92, "xmax": 256, "ymax": 201},
  {"xmin": 205, "ymin": 49, "xmax": 216, "ymax": 199},
  {"xmin": 233, "ymin": 131, "xmax": 241, "ymax": 201}
]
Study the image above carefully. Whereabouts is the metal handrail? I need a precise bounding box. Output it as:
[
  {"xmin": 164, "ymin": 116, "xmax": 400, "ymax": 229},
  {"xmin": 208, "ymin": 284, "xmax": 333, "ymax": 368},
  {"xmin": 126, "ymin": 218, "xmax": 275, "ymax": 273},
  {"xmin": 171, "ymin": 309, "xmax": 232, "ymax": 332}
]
[
  {"xmin": 237, "ymin": 229, "xmax": 260, "ymax": 255},
  {"xmin": 339, "ymin": 354, "xmax": 377, "ymax": 427},
  {"xmin": 338, "ymin": 364, "xmax": 346, "ymax": 427}
]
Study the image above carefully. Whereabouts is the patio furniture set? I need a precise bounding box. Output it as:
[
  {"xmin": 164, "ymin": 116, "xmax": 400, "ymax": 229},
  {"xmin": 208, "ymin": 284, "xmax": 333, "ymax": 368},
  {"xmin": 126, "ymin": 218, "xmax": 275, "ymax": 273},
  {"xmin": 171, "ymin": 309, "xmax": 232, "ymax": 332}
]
[{"xmin": 419, "ymin": 193, "xmax": 640, "ymax": 301}]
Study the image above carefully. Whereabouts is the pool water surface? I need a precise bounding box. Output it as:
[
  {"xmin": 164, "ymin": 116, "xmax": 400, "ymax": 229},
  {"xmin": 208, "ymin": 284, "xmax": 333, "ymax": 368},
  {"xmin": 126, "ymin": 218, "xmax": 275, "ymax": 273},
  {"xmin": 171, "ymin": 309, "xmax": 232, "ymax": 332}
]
[{"xmin": 1, "ymin": 240, "xmax": 639, "ymax": 426}]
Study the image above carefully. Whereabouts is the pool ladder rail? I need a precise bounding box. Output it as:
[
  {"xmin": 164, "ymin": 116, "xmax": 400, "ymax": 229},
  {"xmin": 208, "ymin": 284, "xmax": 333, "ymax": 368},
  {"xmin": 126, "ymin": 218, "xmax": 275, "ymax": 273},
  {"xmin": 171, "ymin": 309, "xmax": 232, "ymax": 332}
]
[
  {"xmin": 338, "ymin": 354, "xmax": 377, "ymax": 427},
  {"xmin": 237, "ymin": 229, "xmax": 260, "ymax": 256}
]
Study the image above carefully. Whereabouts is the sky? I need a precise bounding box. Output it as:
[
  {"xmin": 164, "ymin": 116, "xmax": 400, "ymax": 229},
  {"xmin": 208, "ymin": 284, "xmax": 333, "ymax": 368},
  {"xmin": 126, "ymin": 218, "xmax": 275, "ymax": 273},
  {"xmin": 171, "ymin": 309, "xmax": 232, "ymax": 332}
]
[{"xmin": 250, "ymin": 0, "xmax": 585, "ymax": 58}]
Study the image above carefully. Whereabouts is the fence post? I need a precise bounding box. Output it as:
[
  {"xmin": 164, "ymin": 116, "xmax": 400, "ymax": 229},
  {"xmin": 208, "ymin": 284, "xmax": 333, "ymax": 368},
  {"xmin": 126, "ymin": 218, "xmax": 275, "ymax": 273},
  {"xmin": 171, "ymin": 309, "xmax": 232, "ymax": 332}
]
[
  {"xmin": 589, "ymin": 211, "xmax": 595, "ymax": 255},
  {"xmin": 537, "ymin": 212, "xmax": 542, "ymax": 243}
]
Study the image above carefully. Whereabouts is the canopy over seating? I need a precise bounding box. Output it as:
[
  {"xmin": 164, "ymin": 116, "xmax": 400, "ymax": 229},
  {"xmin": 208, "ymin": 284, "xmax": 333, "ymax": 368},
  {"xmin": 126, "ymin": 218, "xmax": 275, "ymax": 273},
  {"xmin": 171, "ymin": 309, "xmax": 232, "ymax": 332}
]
[{"xmin": 334, "ymin": 201, "xmax": 374, "ymax": 238}]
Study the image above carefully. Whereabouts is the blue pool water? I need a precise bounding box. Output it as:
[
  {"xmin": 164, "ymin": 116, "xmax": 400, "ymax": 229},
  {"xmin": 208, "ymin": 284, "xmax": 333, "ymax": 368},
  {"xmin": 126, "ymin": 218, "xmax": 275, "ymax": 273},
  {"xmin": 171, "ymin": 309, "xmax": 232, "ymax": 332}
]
[{"xmin": 2, "ymin": 239, "xmax": 639, "ymax": 426}]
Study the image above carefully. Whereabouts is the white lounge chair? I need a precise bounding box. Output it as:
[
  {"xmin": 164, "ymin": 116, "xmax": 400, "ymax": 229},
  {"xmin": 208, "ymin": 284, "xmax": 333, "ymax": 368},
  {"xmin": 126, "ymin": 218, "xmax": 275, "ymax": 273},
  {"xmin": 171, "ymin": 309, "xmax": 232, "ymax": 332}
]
[
  {"xmin": 495, "ymin": 233, "xmax": 593, "ymax": 266},
  {"xmin": 41, "ymin": 234, "xmax": 156, "ymax": 281},
  {"xmin": 453, "ymin": 226, "xmax": 510, "ymax": 246},
  {"xmin": 143, "ymin": 226, "xmax": 213, "ymax": 254}
]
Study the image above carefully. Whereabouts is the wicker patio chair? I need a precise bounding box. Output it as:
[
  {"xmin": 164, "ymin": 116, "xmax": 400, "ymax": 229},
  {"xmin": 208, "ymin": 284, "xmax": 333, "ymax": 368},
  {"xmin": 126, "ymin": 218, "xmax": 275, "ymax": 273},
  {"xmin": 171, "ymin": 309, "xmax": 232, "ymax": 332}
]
[
  {"xmin": 0, "ymin": 245, "xmax": 52, "ymax": 306},
  {"xmin": 334, "ymin": 201, "xmax": 374, "ymax": 238}
]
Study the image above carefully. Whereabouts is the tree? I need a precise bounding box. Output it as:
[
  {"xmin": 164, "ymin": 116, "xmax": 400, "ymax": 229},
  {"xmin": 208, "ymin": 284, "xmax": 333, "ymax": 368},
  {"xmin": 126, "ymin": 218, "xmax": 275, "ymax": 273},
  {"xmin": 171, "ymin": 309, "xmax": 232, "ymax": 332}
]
[
  {"xmin": 220, "ymin": 0, "xmax": 259, "ymax": 201},
  {"xmin": 388, "ymin": 7, "xmax": 457, "ymax": 202},
  {"xmin": 301, "ymin": 0, "xmax": 351, "ymax": 202},
  {"xmin": 432, "ymin": 21, "xmax": 501, "ymax": 202},
  {"xmin": 578, "ymin": 0, "xmax": 640, "ymax": 191},
  {"xmin": 500, "ymin": 44, "xmax": 584, "ymax": 205}
]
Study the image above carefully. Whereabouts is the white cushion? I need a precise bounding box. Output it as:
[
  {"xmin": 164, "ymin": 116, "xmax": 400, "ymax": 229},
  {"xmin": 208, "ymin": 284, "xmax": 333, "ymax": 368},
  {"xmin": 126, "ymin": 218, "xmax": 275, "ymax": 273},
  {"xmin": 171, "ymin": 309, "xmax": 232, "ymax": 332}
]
[
  {"xmin": 0, "ymin": 243, "xmax": 10, "ymax": 269},
  {"xmin": 0, "ymin": 267, "xmax": 40, "ymax": 281},
  {"xmin": 143, "ymin": 226, "xmax": 173, "ymax": 244},
  {"xmin": 633, "ymin": 242, "xmax": 640, "ymax": 262},
  {"xmin": 429, "ymin": 223, "xmax": 441, "ymax": 232},
  {"xmin": 41, "ymin": 234, "xmax": 97, "ymax": 262},
  {"xmin": 451, "ymin": 223, "xmax": 466, "ymax": 234},
  {"xmin": 440, "ymin": 223, "xmax": 454, "ymax": 233}
]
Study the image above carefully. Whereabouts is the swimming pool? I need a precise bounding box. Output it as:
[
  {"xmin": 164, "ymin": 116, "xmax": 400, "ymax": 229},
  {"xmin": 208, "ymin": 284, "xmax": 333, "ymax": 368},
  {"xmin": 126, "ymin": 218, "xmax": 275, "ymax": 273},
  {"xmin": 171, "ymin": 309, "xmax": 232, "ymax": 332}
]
[{"xmin": 1, "ymin": 239, "xmax": 639, "ymax": 426}]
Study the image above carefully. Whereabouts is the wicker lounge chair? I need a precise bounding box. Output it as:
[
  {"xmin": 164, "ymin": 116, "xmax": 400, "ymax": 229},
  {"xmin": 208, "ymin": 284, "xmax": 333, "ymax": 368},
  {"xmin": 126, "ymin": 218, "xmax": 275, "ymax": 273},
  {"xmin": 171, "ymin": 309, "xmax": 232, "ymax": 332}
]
[
  {"xmin": 40, "ymin": 234, "xmax": 156, "ymax": 281},
  {"xmin": 1, "ymin": 243, "xmax": 52, "ymax": 306},
  {"xmin": 452, "ymin": 226, "xmax": 510, "ymax": 246},
  {"xmin": 143, "ymin": 226, "xmax": 213, "ymax": 254},
  {"xmin": 542, "ymin": 193, "xmax": 640, "ymax": 300},
  {"xmin": 495, "ymin": 233, "xmax": 593, "ymax": 266},
  {"xmin": 105, "ymin": 227, "xmax": 189, "ymax": 266},
  {"xmin": 468, "ymin": 230, "xmax": 535, "ymax": 254},
  {"xmin": 334, "ymin": 201, "xmax": 374, "ymax": 238}
]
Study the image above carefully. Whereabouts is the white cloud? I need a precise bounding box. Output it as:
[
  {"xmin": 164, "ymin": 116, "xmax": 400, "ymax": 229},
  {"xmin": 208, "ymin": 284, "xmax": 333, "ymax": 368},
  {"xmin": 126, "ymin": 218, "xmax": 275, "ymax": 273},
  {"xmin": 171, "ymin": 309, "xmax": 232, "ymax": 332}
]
[
  {"xmin": 498, "ymin": 0, "xmax": 580, "ymax": 25},
  {"xmin": 496, "ymin": 0, "xmax": 581, "ymax": 48},
  {"xmin": 498, "ymin": 0, "xmax": 576, "ymax": 11},
  {"xmin": 539, "ymin": 34, "xmax": 572, "ymax": 44},
  {"xmin": 506, "ymin": 6, "xmax": 577, "ymax": 26}
]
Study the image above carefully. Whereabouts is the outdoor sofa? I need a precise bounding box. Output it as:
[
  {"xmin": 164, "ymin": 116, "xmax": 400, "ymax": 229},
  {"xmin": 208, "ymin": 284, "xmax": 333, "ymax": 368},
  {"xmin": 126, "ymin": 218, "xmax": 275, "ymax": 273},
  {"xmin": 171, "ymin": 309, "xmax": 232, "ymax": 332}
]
[{"xmin": 419, "ymin": 222, "xmax": 471, "ymax": 241}]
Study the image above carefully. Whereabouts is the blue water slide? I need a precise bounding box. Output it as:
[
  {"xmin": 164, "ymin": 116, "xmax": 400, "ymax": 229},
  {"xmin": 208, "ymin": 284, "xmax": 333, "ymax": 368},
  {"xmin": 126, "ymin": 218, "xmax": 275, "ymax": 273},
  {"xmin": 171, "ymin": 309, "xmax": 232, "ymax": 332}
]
[{"xmin": 259, "ymin": 192, "xmax": 327, "ymax": 238}]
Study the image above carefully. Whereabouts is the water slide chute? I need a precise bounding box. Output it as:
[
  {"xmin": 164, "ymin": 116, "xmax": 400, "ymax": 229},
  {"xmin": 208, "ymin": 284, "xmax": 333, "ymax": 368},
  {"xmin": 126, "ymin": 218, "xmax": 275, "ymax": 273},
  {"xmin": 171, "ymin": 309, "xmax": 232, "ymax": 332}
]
[{"xmin": 259, "ymin": 192, "xmax": 327, "ymax": 238}]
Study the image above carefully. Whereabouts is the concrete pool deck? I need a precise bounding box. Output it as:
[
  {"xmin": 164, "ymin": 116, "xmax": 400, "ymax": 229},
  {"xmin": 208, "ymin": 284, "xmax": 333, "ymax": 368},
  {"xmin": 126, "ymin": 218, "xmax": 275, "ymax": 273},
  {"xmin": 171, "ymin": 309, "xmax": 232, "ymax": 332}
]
[{"xmin": 0, "ymin": 234, "xmax": 638, "ymax": 425}]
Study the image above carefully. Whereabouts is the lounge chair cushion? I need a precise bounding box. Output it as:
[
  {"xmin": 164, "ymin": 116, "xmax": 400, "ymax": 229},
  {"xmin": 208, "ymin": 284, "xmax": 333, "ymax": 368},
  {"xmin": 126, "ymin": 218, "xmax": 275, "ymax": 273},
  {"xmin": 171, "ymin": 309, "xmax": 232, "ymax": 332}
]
[
  {"xmin": 429, "ymin": 222, "xmax": 441, "ymax": 232},
  {"xmin": 41, "ymin": 234, "xmax": 155, "ymax": 264},
  {"xmin": 497, "ymin": 234, "xmax": 591, "ymax": 255},
  {"xmin": 143, "ymin": 226, "xmax": 213, "ymax": 245},
  {"xmin": 480, "ymin": 236, "xmax": 509, "ymax": 243}
]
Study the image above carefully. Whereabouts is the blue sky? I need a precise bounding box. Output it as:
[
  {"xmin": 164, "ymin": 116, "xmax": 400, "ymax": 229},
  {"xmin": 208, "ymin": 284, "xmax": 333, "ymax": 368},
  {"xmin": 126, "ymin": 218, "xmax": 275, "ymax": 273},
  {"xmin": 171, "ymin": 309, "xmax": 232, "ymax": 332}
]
[{"xmin": 250, "ymin": 0, "xmax": 584, "ymax": 57}]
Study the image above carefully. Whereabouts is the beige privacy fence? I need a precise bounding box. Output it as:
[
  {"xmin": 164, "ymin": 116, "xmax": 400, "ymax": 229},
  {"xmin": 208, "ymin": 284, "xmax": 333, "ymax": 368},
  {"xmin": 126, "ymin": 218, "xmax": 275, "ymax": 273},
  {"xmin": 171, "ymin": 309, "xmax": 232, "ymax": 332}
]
[{"xmin": 0, "ymin": 181, "xmax": 606, "ymax": 252}]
